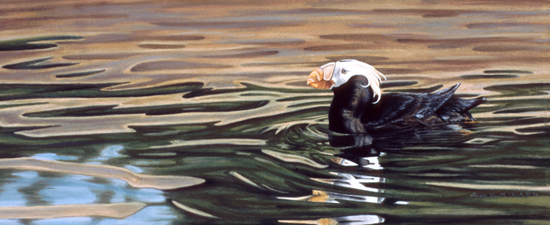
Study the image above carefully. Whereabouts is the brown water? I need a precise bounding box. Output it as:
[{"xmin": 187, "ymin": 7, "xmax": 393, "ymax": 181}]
[{"xmin": 0, "ymin": 0, "xmax": 549, "ymax": 224}]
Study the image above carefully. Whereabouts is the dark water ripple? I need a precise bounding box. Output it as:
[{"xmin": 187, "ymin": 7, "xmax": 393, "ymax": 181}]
[
  {"xmin": 0, "ymin": 36, "xmax": 83, "ymax": 52},
  {"xmin": 3, "ymin": 57, "xmax": 78, "ymax": 70}
]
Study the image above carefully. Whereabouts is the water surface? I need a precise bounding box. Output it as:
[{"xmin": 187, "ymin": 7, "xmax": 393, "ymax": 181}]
[{"xmin": 0, "ymin": 0, "xmax": 549, "ymax": 224}]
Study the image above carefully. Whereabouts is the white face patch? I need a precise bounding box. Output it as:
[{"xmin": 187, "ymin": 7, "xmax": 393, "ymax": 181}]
[{"xmin": 330, "ymin": 59, "xmax": 386, "ymax": 103}]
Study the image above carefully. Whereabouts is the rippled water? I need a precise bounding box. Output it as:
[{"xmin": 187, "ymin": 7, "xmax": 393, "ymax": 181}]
[{"xmin": 0, "ymin": 0, "xmax": 549, "ymax": 224}]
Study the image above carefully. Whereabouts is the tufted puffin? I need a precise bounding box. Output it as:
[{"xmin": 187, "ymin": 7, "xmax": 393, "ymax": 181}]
[{"xmin": 307, "ymin": 59, "xmax": 485, "ymax": 134}]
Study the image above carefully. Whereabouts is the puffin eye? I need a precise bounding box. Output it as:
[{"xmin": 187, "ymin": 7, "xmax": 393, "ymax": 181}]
[{"xmin": 341, "ymin": 68, "xmax": 348, "ymax": 74}]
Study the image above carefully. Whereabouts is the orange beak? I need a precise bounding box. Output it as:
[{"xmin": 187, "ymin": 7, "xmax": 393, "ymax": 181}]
[{"xmin": 307, "ymin": 64, "xmax": 335, "ymax": 89}]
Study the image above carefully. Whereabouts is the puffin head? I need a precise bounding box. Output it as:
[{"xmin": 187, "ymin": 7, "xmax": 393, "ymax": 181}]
[{"xmin": 307, "ymin": 59, "xmax": 386, "ymax": 103}]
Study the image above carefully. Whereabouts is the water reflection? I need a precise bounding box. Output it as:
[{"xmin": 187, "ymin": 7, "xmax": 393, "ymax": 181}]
[{"xmin": 280, "ymin": 214, "xmax": 385, "ymax": 225}]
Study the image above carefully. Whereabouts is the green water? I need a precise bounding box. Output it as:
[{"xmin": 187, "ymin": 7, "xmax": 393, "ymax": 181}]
[{"xmin": 1, "ymin": 78, "xmax": 548, "ymax": 224}]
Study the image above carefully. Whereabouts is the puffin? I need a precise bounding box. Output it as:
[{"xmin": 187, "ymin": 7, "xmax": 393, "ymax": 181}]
[{"xmin": 307, "ymin": 59, "xmax": 485, "ymax": 134}]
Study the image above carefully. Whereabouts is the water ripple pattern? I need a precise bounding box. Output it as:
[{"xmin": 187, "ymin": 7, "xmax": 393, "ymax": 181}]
[{"xmin": 0, "ymin": 0, "xmax": 549, "ymax": 224}]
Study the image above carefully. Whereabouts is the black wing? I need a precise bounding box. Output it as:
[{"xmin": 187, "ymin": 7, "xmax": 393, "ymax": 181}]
[{"xmin": 361, "ymin": 84, "xmax": 461, "ymax": 126}]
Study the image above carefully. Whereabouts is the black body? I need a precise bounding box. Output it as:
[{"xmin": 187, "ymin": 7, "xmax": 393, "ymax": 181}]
[{"xmin": 328, "ymin": 76, "xmax": 485, "ymax": 134}]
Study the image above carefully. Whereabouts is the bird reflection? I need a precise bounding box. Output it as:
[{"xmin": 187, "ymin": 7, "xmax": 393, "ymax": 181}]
[
  {"xmin": 329, "ymin": 124, "xmax": 475, "ymax": 166},
  {"xmin": 313, "ymin": 124, "xmax": 475, "ymax": 209},
  {"xmin": 331, "ymin": 124, "xmax": 473, "ymax": 148}
]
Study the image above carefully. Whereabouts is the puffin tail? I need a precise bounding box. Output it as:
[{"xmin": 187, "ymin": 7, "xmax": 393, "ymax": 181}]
[
  {"xmin": 456, "ymin": 96, "xmax": 486, "ymax": 113},
  {"xmin": 433, "ymin": 84, "xmax": 486, "ymax": 122},
  {"xmin": 436, "ymin": 95, "xmax": 485, "ymax": 122},
  {"xmin": 440, "ymin": 95, "xmax": 485, "ymax": 115},
  {"xmin": 434, "ymin": 83, "xmax": 485, "ymax": 113}
]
